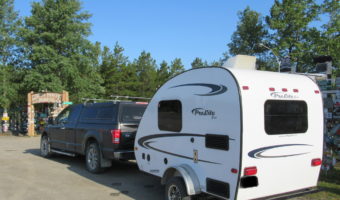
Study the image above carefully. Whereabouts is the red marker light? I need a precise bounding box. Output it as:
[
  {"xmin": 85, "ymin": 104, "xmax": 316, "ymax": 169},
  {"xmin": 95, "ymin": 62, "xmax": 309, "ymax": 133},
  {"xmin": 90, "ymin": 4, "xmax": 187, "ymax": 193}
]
[
  {"xmin": 311, "ymin": 158, "xmax": 322, "ymax": 166},
  {"xmin": 231, "ymin": 168, "xmax": 238, "ymax": 174},
  {"xmin": 293, "ymin": 89, "xmax": 299, "ymax": 93},
  {"xmin": 314, "ymin": 90, "xmax": 320, "ymax": 94},
  {"xmin": 282, "ymin": 88, "xmax": 288, "ymax": 92},
  {"xmin": 269, "ymin": 87, "xmax": 275, "ymax": 91},
  {"xmin": 242, "ymin": 86, "xmax": 249, "ymax": 90},
  {"xmin": 244, "ymin": 166, "xmax": 257, "ymax": 176}
]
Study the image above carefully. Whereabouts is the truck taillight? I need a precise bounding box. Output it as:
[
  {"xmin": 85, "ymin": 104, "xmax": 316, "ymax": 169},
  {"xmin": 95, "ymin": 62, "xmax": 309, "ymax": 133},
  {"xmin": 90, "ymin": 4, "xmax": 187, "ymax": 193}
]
[
  {"xmin": 311, "ymin": 158, "xmax": 322, "ymax": 167},
  {"xmin": 244, "ymin": 166, "xmax": 257, "ymax": 176},
  {"xmin": 111, "ymin": 129, "xmax": 121, "ymax": 144}
]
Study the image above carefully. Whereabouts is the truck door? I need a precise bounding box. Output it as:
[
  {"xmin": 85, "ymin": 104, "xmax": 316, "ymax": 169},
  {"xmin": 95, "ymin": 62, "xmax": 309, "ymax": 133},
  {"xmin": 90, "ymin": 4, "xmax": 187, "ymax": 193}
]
[
  {"xmin": 64, "ymin": 105, "xmax": 82, "ymax": 152},
  {"xmin": 49, "ymin": 107, "xmax": 71, "ymax": 150}
]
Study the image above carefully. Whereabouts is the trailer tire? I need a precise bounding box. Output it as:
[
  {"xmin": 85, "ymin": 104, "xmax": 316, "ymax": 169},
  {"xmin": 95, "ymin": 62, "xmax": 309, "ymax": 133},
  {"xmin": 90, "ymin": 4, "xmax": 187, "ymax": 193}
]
[
  {"xmin": 85, "ymin": 142, "xmax": 103, "ymax": 173},
  {"xmin": 165, "ymin": 177, "xmax": 192, "ymax": 200},
  {"xmin": 40, "ymin": 135, "xmax": 53, "ymax": 158}
]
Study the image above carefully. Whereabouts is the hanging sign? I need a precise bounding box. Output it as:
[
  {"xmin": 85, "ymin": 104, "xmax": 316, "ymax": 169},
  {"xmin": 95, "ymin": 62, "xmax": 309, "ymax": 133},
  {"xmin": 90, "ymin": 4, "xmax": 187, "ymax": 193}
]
[{"xmin": 32, "ymin": 93, "xmax": 62, "ymax": 104}]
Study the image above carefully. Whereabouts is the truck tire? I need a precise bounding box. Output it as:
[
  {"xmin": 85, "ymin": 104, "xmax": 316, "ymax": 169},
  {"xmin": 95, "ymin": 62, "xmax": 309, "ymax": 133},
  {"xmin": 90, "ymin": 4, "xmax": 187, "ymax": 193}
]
[
  {"xmin": 86, "ymin": 142, "xmax": 103, "ymax": 173},
  {"xmin": 40, "ymin": 135, "xmax": 53, "ymax": 158},
  {"xmin": 165, "ymin": 177, "xmax": 192, "ymax": 200}
]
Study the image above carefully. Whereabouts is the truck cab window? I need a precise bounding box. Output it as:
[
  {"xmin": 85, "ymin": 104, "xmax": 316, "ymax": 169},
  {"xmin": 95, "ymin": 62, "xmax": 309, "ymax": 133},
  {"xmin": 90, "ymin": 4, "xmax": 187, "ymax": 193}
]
[
  {"xmin": 158, "ymin": 100, "xmax": 182, "ymax": 132},
  {"xmin": 56, "ymin": 107, "xmax": 71, "ymax": 124},
  {"xmin": 67, "ymin": 105, "xmax": 82, "ymax": 124},
  {"xmin": 265, "ymin": 100, "xmax": 308, "ymax": 135}
]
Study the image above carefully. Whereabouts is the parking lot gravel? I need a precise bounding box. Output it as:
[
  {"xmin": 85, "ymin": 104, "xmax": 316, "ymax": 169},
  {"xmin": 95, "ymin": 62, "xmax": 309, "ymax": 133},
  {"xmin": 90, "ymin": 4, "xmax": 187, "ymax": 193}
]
[{"xmin": 0, "ymin": 135, "xmax": 163, "ymax": 200}]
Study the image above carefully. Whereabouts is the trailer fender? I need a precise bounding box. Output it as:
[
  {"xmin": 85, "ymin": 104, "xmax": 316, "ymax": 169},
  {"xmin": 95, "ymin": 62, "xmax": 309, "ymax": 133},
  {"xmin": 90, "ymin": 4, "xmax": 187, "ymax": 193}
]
[{"xmin": 161, "ymin": 165, "xmax": 201, "ymax": 195}]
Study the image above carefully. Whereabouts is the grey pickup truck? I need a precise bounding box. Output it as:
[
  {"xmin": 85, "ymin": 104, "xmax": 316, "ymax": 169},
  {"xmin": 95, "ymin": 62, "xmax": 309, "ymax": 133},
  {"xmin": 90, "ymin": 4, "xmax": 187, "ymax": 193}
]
[{"xmin": 40, "ymin": 101, "xmax": 147, "ymax": 173}]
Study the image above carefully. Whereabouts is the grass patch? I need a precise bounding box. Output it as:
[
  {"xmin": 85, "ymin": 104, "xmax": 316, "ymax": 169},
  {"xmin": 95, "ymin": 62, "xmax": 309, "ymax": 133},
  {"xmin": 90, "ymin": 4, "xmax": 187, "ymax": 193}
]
[{"xmin": 299, "ymin": 162, "xmax": 340, "ymax": 200}]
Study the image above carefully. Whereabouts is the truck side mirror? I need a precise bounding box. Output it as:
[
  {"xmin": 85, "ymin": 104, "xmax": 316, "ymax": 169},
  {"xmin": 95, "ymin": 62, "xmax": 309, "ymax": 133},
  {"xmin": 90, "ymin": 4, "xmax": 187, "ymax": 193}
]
[
  {"xmin": 48, "ymin": 117, "xmax": 55, "ymax": 125},
  {"xmin": 59, "ymin": 118, "xmax": 68, "ymax": 125}
]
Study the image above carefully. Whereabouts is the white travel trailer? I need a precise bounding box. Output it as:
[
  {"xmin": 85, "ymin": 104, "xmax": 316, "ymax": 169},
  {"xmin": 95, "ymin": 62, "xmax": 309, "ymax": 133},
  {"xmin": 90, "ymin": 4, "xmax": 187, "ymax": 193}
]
[{"xmin": 135, "ymin": 55, "xmax": 323, "ymax": 200}]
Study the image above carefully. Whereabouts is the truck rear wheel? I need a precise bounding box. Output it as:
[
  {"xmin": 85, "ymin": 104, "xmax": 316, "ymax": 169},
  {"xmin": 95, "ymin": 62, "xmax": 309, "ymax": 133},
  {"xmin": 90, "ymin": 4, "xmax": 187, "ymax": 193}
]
[
  {"xmin": 165, "ymin": 177, "xmax": 192, "ymax": 200},
  {"xmin": 85, "ymin": 142, "xmax": 103, "ymax": 173}
]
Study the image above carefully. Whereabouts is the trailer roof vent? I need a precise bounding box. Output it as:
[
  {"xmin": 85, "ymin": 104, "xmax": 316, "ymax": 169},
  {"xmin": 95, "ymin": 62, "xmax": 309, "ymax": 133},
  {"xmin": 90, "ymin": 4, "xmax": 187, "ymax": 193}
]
[{"xmin": 222, "ymin": 55, "xmax": 257, "ymax": 70}]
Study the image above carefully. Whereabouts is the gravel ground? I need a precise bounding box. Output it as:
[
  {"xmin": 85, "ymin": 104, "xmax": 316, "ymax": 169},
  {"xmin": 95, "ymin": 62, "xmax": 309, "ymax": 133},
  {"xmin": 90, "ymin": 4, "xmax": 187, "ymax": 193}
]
[{"xmin": 0, "ymin": 135, "xmax": 163, "ymax": 200}]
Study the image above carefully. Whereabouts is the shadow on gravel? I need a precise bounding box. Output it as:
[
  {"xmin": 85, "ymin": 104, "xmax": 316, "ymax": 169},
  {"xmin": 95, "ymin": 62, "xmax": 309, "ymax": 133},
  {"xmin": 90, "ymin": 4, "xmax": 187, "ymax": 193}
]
[{"xmin": 24, "ymin": 148, "xmax": 163, "ymax": 200}]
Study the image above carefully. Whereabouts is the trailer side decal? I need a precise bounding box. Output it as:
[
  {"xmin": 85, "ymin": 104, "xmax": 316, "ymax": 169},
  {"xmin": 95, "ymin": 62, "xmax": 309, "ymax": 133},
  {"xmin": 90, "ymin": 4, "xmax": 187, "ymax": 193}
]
[
  {"xmin": 248, "ymin": 144, "xmax": 312, "ymax": 159},
  {"xmin": 138, "ymin": 133, "xmax": 235, "ymax": 164},
  {"xmin": 170, "ymin": 83, "xmax": 227, "ymax": 96}
]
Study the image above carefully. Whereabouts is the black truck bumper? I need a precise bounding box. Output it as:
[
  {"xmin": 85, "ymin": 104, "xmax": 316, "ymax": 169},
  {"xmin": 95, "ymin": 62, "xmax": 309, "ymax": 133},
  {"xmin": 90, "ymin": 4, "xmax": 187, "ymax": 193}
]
[{"xmin": 113, "ymin": 150, "xmax": 135, "ymax": 160}]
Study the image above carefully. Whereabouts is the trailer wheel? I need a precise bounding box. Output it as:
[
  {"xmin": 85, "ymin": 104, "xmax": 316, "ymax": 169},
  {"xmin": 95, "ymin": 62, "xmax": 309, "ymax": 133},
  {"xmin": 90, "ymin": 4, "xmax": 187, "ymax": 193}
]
[
  {"xmin": 165, "ymin": 177, "xmax": 192, "ymax": 200},
  {"xmin": 85, "ymin": 142, "xmax": 102, "ymax": 173},
  {"xmin": 40, "ymin": 135, "xmax": 53, "ymax": 158}
]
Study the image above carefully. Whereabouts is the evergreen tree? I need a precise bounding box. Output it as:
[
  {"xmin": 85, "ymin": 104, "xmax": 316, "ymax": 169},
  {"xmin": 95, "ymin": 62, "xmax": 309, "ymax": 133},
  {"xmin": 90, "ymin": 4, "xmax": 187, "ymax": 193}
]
[
  {"xmin": 118, "ymin": 63, "xmax": 140, "ymax": 97},
  {"xmin": 169, "ymin": 58, "xmax": 185, "ymax": 77},
  {"xmin": 191, "ymin": 57, "xmax": 206, "ymax": 69},
  {"xmin": 21, "ymin": 0, "xmax": 104, "ymax": 102},
  {"xmin": 156, "ymin": 61, "xmax": 170, "ymax": 88},
  {"xmin": 133, "ymin": 51, "xmax": 157, "ymax": 97},
  {"xmin": 209, "ymin": 60, "xmax": 222, "ymax": 67},
  {"xmin": 100, "ymin": 42, "xmax": 129, "ymax": 97},
  {"xmin": 0, "ymin": 0, "xmax": 21, "ymax": 109}
]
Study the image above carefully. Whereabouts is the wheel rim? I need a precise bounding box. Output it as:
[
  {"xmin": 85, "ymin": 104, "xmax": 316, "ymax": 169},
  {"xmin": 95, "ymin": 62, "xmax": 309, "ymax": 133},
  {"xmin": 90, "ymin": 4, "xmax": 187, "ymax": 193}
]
[
  {"xmin": 87, "ymin": 146, "xmax": 98, "ymax": 170},
  {"xmin": 41, "ymin": 137, "xmax": 48, "ymax": 156},
  {"xmin": 168, "ymin": 184, "xmax": 182, "ymax": 200}
]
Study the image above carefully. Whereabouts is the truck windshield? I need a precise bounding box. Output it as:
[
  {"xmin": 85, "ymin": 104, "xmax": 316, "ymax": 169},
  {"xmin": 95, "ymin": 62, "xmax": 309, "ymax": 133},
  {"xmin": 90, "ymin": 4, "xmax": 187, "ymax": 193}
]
[
  {"xmin": 265, "ymin": 100, "xmax": 308, "ymax": 135},
  {"xmin": 120, "ymin": 104, "xmax": 147, "ymax": 123}
]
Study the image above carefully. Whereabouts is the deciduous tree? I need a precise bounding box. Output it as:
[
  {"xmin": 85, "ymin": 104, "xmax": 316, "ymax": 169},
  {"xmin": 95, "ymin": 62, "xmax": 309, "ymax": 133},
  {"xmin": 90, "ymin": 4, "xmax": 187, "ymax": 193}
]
[
  {"xmin": 228, "ymin": 7, "xmax": 268, "ymax": 56},
  {"xmin": 266, "ymin": 0, "xmax": 319, "ymax": 71}
]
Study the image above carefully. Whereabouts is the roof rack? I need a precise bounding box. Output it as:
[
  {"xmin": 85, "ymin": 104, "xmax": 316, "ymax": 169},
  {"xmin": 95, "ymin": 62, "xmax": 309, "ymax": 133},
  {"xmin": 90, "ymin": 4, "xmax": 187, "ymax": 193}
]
[
  {"xmin": 81, "ymin": 98, "xmax": 120, "ymax": 104},
  {"xmin": 110, "ymin": 95, "xmax": 151, "ymax": 101},
  {"xmin": 82, "ymin": 96, "xmax": 150, "ymax": 105}
]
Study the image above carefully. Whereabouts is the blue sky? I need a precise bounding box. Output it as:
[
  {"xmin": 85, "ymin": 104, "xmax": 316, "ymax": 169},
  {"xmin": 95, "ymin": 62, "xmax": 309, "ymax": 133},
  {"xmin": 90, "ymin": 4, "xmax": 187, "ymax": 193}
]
[{"xmin": 14, "ymin": 0, "xmax": 325, "ymax": 69}]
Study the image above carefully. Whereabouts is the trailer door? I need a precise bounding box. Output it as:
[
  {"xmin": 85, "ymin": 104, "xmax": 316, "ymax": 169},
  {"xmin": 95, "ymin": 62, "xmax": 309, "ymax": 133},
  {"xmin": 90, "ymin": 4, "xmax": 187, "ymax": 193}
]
[{"xmin": 238, "ymin": 97, "xmax": 323, "ymax": 199}]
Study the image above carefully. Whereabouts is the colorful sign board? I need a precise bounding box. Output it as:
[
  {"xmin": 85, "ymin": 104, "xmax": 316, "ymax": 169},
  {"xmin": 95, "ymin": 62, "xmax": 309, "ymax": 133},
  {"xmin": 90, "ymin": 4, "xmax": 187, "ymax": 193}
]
[{"xmin": 32, "ymin": 93, "xmax": 62, "ymax": 104}]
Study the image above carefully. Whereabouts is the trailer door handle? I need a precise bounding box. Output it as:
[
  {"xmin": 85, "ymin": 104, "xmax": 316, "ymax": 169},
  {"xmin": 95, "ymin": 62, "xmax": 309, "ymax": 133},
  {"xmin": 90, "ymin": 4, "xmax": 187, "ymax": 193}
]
[{"xmin": 193, "ymin": 149, "xmax": 198, "ymax": 163}]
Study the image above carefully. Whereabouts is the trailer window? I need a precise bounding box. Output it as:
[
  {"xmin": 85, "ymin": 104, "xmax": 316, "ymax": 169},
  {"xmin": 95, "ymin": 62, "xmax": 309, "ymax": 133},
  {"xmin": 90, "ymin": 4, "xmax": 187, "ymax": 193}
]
[
  {"xmin": 158, "ymin": 100, "xmax": 182, "ymax": 132},
  {"xmin": 265, "ymin": 100, "xmax": 308, "ymax": 134}
]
